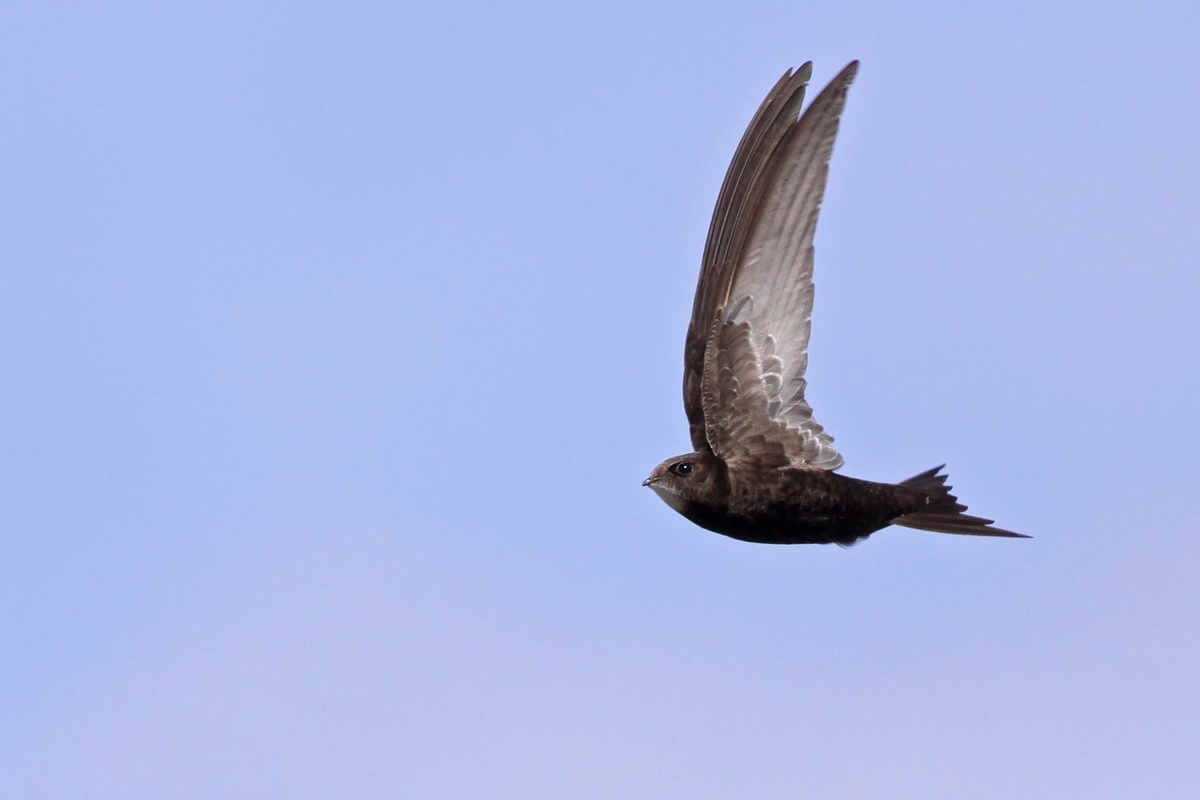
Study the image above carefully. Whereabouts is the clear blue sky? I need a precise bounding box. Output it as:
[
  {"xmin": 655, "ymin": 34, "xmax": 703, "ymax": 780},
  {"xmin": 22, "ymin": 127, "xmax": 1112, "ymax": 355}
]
[{"xmin": 3, "ymin": 1, "xmax": 1198, "ymax": 796}]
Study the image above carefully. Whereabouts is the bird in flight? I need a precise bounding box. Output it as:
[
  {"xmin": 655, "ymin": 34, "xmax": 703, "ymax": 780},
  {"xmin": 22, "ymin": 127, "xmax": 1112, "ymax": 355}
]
[{"xmin": 643, "ymin": 61, "xmax": 1027, "ymax": 545}]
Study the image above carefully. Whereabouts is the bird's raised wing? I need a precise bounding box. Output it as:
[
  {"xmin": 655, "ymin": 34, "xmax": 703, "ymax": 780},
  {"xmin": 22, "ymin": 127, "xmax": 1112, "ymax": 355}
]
[
  {"xmin": 683, "ymin": 64, "xmax": 812, "ymax": 451},
  {"xmin": 685, "ymin": 61, "xmax": 858, "ymax": 471}
]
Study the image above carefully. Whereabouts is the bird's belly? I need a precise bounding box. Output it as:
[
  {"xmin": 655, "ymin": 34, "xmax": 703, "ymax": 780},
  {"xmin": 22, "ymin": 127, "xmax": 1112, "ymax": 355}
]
[
  {"xmin": 691, "ymin": 507, "xmax": 863, "ymax": 545},
  {"xmin": 687, "ymin": 473, "xmax": 904, "ymax": 545}
]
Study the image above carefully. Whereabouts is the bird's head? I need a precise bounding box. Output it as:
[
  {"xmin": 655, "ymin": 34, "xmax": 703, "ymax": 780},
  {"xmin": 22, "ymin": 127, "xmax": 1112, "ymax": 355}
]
[{"xmin": 642, "ymin": 451, "xmax": 722, "ymax": 513}]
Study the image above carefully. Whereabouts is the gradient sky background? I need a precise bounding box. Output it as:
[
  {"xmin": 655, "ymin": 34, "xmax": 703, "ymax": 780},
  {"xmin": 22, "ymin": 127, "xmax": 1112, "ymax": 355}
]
[{"xmin": 3, "ymin": 1, "xmax": 1198, "ymax": 797}]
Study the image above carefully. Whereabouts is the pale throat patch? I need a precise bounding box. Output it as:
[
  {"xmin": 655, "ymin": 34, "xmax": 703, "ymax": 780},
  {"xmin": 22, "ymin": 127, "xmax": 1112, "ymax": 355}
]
[{"xmin": 650, "ymin": 484, "xmax": 690, "ymax": 514}]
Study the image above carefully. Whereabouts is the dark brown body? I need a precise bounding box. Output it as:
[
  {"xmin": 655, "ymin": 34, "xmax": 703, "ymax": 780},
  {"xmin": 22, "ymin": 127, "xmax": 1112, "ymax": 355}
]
[
  {"xmin": 675, "ymin": 463, "xmax": 930, "ymax": 546},
  {"xmin": 644, "ymin": 451, "xmax": 1025, "ymax": 545}
]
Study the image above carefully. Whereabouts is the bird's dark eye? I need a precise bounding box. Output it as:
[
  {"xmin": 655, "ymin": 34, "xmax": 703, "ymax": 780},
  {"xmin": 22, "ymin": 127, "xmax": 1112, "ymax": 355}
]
[{"xmin": 672, "ymin": 461, "xmax": 695, "ymax": 476}]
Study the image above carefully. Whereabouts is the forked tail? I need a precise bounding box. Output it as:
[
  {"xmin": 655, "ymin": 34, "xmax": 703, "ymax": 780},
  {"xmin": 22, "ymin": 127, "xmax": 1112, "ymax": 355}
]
[{"xmin": 892, "ymin": 465, "xmax": 1028, "ymax": 538}]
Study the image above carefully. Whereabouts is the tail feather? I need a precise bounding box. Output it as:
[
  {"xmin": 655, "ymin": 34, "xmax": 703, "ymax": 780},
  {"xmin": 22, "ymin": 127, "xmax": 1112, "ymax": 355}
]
[{"xmin": 892, "ymin": 465, "xmax": 1028, "ymax": 539}]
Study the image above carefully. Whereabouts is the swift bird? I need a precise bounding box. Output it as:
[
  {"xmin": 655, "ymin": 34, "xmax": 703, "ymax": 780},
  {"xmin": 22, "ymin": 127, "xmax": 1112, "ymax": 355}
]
[{"xmin": 643, "ymin": 61, "xmax": 1027, "ymax": 545}]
